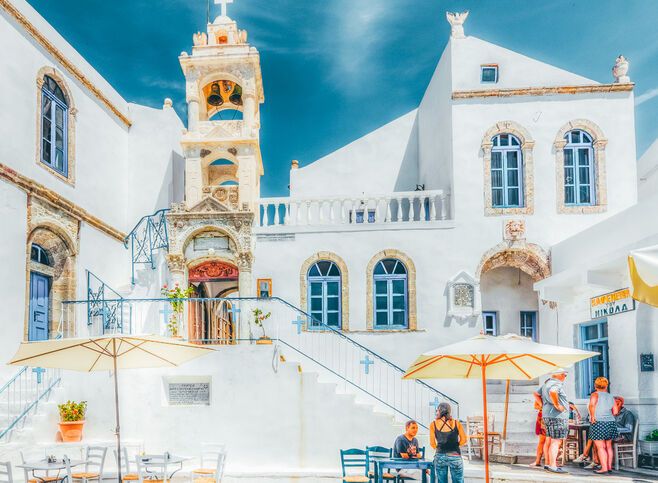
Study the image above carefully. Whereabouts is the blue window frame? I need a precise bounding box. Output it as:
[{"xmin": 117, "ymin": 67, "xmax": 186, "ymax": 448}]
[
  {"xmin": 481, "ymin": 65, "xmax": 498, "ymax": 83},
  {"xmin": 41, "ymin": 76, "xmax": 68, "ymax": 177},
  {"xmin": 578, "ymin": 320, "xmax": 609, "ymax": 398},
  {"xmin": 482, "ymin": 311, "xmax": 498, "ymax": 336},
  {"xmin": 373, "ymin": 258, "xmax": 408, "ymax": 329},
  {"xmin": 520, "ymin": 311, "xmax": 537, "ymax": 341},
  {"xmin": 564, "ymin": 130, "xmax": 595, "ymax": 206},
  {"xmin": 307, "ymin": 261, "xmax": 341, "ymax": 329},
  {"xmin": 30, "ymin": 244, "xmax": 52, "ymax": 266},
  {"xmin": 491, "ymin": 134, "xmax": 523, "ymax": 208}
]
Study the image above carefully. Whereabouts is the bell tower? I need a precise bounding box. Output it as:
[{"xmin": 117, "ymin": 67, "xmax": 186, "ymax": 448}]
[{"xmin": 166, "ymin": 0, "xmax": 264, "ymax": 305}]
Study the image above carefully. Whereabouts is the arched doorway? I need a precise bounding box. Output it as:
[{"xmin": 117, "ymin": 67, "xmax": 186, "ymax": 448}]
[{"xmin": 187, "ymin": 260, "xmax": 239, "ymax": 344}]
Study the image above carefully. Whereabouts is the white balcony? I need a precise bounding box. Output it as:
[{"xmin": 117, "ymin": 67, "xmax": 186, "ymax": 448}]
[{"xmin": 254, "ymin": 190, "xmax": 452, "ymax": 232}]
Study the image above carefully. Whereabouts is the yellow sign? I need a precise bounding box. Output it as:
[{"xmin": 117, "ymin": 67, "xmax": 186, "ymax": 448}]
[{"xmin": 590, "ymin": 288, "xmax": 635, "ymax": 319}]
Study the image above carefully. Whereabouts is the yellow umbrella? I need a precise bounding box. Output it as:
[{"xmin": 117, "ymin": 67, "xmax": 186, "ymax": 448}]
[
  {"xmin": 8, "ymin": 335, "xmax": 214, "ymax": 481},
  {"xmin": 403, "ymin": 333, "xmax": 597, "ymax": 483},
  {"xmin": 628, "ymin": 245, "xmax": 658, "ymax": 307}
]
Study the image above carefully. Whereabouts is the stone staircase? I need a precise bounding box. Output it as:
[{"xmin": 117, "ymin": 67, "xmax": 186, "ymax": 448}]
[{"xmin": 486, "ymin": 381, "xmax": 539, "ymax": 456}]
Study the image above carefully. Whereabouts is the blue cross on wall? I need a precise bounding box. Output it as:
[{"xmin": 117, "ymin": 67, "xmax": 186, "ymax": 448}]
[
  {"xmin": 229, "ymin": 304, "xmax": 241, "ymax": 320},
  {"xmin": 32, "ymin": 367, "xmax": 46, "ymax": 384},
  {"xmin": 160, "ymin": 304, "xmax": 174, "ymax": 323},
  {"xmin": 360, "ymin": 355, "xmax": 374, "ymax": 375},
  {"xmin": 291, "ymin": 315, "xmax": 305, "ymax": 334},
  {"xmin": 429, "ymin": 396, "xmax": 441, "ymax": 412}
]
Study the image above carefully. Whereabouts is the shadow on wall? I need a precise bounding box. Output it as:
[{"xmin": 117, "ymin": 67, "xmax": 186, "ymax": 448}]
[
  {"xmin": 443, "ymin": 314, "xmax": 479, "ymax": 329},
  {"xmin": 154, "ymin": 150, "xmax": 185, "ymax": 211},
  {"xmin": 394, "ymin": 114, "xmax": 420, "ymax": 192}
]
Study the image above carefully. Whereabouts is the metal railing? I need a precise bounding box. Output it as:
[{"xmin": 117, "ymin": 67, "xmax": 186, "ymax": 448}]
[
  {"xmin": 0, "ymin": 367, "xmax": 62, "ymax": 442},
  {"xmin": 124, "ymin": 209, "xmax": 170, "ymax": 284},
  {"xmin": 59, "ymin": 296, "xmax": 457, "ymax": 428},
  {"xmin": 87, "ymin": 270, "xmax": 129, "ymax": 334},
  {"xmin": 256, "ymin": 190, "xmax": 450, "ymax": 228}
]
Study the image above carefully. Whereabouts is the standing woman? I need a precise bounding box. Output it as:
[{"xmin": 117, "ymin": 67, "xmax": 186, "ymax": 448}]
[
  {"xmin": 588, "ymin": 377, "xmax": 619, "ymax": 474},
  {"xmin": 430, "ymin": 402, "xmax": 467, "ymax": 483}
]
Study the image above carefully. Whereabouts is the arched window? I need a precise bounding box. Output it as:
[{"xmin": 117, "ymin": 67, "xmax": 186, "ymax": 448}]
[
  {"xmin": 564, "ymin": 130, "xmax": 595, "ymax": 205},
  {"xmin": 307, "ymin": 261, "xmax": 341, "ymax": 329},
  {"xmin": 373, "ymin": 258, "xmax": 408, "ymax": 329},
  {"xmin": 491, "ymin": 134, "xmax": 523, "ymax": 208},
  {"xmin": 30, "ymin": 244, "xmax": 52, "ymax": 266},
  {"xmin": 41, "ymin": 75, "xmax": 68, "ymax": 176}
]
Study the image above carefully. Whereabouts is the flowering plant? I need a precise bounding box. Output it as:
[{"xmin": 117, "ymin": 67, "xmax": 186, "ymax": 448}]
[
  {"xmin": 161, "ymin": 283, "xmax": 195, "ymax": 337},
  {"xmin": 252, "ymin": 308, "xmax": 271, "ymax": 338},
  {"xmin": 58, "ymin": 400, "xmax": 87, "ymax": 422}
]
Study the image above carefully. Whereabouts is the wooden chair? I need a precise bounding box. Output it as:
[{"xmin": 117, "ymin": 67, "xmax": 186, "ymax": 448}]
[
  {"xmin": 365, "ymin": 446, "xmax": 395, "ymax": 482},
  {"xmin": 561, "ymin": 426, "xmax": 580, "ymax": 464},
  {"xmin": 0, "ymin": 462, "xmax": 13, "ymax": 483},
  {"xmin": 114, "ymin": 447, "xmax": 139, "ymax": 481},
  {"xmin": 466, "ymin": 416, "xmax": 502, "ymax": 460},
  {"xmin": 72, "ymin": 446, "xmax": 107, "ymax": 482},
  {"xmin": 191, "ymin": 444, "xmax": 226, "ymax": 479},
  {"xmin": 191, "ymin": 452, "xmax": 226, "ymax": 483},
  {"xmin": 135, "ymin": 456, "xmax": 164, "ymax": 483},
  {"xmin": 340, "ymin": 449, "xmax": 369, "ymax": 483},
  {"xmin": 614, "ymin": 422, "xmax": 639, "ymax": 470},
  {"xmin": 20, "ymin": 451, "xmax": 58, "ymax": 483}
]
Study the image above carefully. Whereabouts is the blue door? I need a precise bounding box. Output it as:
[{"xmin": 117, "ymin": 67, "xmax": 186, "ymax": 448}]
[{"xmin": 29, "ymin": 272, "xmax": 50, "ymax": 341}]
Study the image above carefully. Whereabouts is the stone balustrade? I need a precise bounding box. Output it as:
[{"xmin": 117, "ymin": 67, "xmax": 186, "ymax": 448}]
[{"xmin": 255, "ymin": 190, "xmax": 450, "ymax": 228}]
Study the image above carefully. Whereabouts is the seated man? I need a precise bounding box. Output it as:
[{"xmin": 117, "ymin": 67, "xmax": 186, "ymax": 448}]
[
  {"xmin": 614, "ymin": 396, "xmax": 636, "ymax": 443},
  {"xmin": 394, "ymin": 420, "xmax": 421, "ymax": 459}
]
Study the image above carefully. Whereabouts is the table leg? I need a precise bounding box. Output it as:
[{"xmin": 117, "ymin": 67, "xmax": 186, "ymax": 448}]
[{"xmin": 422, "ymin": 466, "xmax": 428, "ymax": 483}]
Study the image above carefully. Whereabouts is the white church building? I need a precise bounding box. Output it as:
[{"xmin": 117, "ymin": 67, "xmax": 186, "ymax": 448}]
[{"xmin": 0, "ymin": 0, "xmax": 655, "ymax": 477}]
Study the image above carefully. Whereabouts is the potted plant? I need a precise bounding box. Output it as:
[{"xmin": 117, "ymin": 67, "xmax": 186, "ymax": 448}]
[
  {"xmin": 161, "ymin": 283, "xmax": 195, "ymax": 338},
  {"xmin": 640, "ymin": 429, "xmax": 658, "ymax": 456},
  {"xmin": 252, "ymin": 308, "xmax": 272, "ymax": 344},
  {"xmin": 57, "ymin": 400, "xmax": 87, "ymax": 442}
]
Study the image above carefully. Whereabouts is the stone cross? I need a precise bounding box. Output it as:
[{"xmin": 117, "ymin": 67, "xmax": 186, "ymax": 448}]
[
  {"xmin": 215, "ymin": 0, "xmax": 234, "ymax": 17},
  {"xmin": 32, "ymin": 367, "xmax": 46, "ymax": 384},
  {"xmin": 292, "ymin": 315, "xmax": 305, "ymax": 335},
  {"xmin": 360, "ymin": 355, "xmax": 374, "ymax": 375}
]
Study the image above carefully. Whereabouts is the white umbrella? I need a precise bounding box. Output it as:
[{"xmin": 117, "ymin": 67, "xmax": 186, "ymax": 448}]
[
  {"xmin": 403, "ymin": 333, "xmax": 597, "ymax": 483},
  {"xmin": 8, "ymin": 335, "xmax": 214, "ymax": 481},
  {"xmin": 628, "ymin": 245, "xmax": 658, "ymax": 307}
]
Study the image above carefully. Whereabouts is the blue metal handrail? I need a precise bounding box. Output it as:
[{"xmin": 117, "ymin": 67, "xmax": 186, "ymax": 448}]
[
  {"xmin": 61, "ymin": 295, "xmax": 458, "ymax": 410},
  {"xmin": 87, "ymin": 270, "xmax": 128, "ymax": 334},
  {"xmin": 0, "ymin": 367, "xmax": 27, "ymax": 395},
  {"xmin": 124, "ymin": 209, "xmax": 170, "ymax": 284}
]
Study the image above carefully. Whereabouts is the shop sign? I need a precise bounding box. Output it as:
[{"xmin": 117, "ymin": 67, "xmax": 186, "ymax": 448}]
[{"xmin": 590, "ymin": 288, "xmax": 635, "ymax": 319}]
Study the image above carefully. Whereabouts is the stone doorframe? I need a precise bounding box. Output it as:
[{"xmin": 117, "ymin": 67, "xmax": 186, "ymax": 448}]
[{"xmin": 476, "ymin": 241, "xmax": 551, "ymax": 283}]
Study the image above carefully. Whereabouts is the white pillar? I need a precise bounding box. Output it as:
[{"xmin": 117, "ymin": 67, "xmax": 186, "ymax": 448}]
[
  {"xmin": 187, "ymin": 99, "xmax": 200, "ymax": 132},
  {"xmin": 185, "ymin": 156, "xmax": 203, "ymax": 207},
  {"xmin": 243, "ymin": 93, "xmax": 256, "ymax": 137}
]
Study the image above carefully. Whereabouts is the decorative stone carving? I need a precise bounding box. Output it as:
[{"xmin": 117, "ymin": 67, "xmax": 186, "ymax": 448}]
[
  {"xmin": 166, "ymin": 253, "xmax": 186, "ymax": 272},
  {"xmin": 446, "ymin": 11, "xmax": 469, "ymax": 39},
  {"xmin": 188, "ymin": 260, "xmax": 239, "ymax": 282},
  {"xmin": 446, "ymin": 271, "xmax": 481, "ymax": 320},
  {"xmin": 504, "ymin": 219, "xmax": 526, "ymax": 241},
  {"xmin": 163, "ymin": 98, "xmax": 173, "ymax": 109},
  {"xmin": 612, "ymin": 55, "xmax": 630, "ymax": 84},
  {"xmin": 193, "ymin": 31, "xmax": 208, "ymax": 46},
  {"xmin": 236, "ymin": 251, "xmax": 253, "ymax": 270},
  {"xmin": 188, "ymin": 196, "xmax": 229, "ymax": 213},
  {"xmin": 212, "ymin": 186, "xmax": 239, "ymax": 210},
  {"xmin": 200, "ymin": 149, "xmax": 212, "ymax": 158},
  {"xmin": 477, "ymin": 241, "xmax": 551, "ymax": 283}
]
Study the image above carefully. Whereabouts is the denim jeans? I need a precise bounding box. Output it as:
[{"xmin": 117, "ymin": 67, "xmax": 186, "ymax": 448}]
[{"xmin": 434, "ymin": 453, "xmax": 464, "ymax": 483}]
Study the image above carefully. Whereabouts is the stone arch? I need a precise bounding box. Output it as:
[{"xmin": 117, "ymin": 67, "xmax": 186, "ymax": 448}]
[
  {"xmin": 25, "ymin": 225, "xmax": 77, "ymax": 339},
  {"xmin": 198, "ymin": 72, "xmax": 251, "ymax": 120},
  {"xmin": 554, "ymin": 119, "xmax": 608, "ymax": 214},
  {"xmin": 481, "ymin": 121, "xmax": 535, "ymax": 216},
  {"xmin": 476, "ymin": 242, "xmax": 551, "ymax": 283},
  {"xmin": 179, "ymin": 225, "xmax": 243, "ymax": 256},
  {"xmin": 365, "ymin": 249, "xmax": 417, "ymax": 331},
  {"xmin": 299, "ymin": 252, "xmax": 350, "ymax": 331},
  {"xmin": 35, "ymin": 66, "xmax": 77, "ymax": 184}
]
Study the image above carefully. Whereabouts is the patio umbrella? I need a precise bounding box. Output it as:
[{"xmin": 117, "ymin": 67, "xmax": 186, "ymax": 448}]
[
  {"xmin": 8, "ymin": 335, "xmax": 214, "ymax": 481},
  {"xmin": 402, "ymin": 333, "xmax": 597, "ymax": 483},
  {"xmin": 628, "ymin": 244, "xmax": 658, "ymax": 307}
]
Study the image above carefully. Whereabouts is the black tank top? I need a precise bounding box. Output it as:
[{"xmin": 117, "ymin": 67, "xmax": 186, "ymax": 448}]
[{"xmin": 434, "ymin": 418, "xmax": 461, "ymax": 455}]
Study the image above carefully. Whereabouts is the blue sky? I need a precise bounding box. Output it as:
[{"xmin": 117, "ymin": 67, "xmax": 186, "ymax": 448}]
[{"xmin": 26, "ymin": 0, "xmax": 658, "ymax": 197}]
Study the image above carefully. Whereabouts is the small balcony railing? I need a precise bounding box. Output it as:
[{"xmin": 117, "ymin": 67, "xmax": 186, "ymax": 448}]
[{"xmin": 255, "ymin": 190, "xmax": 450, "ymax": 228}]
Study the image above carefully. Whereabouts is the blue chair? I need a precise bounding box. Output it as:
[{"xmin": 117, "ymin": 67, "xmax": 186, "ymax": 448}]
[
  {"xmin": 396, "ymin": 447, "xmax": 427, "ymax": 482},
  {"xmin": 340, "ymin": 449, "xmax": 369, "ymax": 483},
  {"xmin": 365, "ymin": 446, "xmax": 395, "ymax": 482}
]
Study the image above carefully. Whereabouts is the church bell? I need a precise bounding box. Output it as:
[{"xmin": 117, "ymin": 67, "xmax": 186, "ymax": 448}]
[
  {"xmin": 229, "ymin": 84, "xmax": 243, "ymax": 106},
  {"xmin": 207, "ymin": 82, "xmax": 224, "ymax": 107}
]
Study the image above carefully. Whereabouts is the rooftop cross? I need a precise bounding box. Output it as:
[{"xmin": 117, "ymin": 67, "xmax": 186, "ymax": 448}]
[{"xmin": 215, "ymin": 0, "xmax": 234, "ymax": 17}]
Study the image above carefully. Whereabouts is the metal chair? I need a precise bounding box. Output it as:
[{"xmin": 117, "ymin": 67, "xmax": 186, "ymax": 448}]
[
  {"xmin": 72, "ymin": 446, "xmax": 107, "ymax": 482},
  {"xmin": 466, "ymin": 415, "xmax": 502, "ymax": 460},
  {"xmin": 615, "ymin": 421, "xmax": 639, "ymax": 470},
  {"xmin": 365, "ymin": 446, "xmax": 395, "ymax": 482},
  {"xmin": 191, "ymin": 451, "xmax": 226, "ymax": 483},
  {"xmin": 0, "ymin": 462, "xmax": 13, "ymax": 483},
  {"xmin": 114, "ymin": 447, "xmax": 139, "ymax": 481},
  {"xmin": 340, "ymin": 449, "xmax": 369, "ymax": 483}
]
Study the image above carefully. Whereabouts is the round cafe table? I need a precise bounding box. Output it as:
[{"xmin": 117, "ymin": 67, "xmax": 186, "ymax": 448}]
[{"xmin": 17, "ymin": 459, "xmax": 87, "ymax": 483}]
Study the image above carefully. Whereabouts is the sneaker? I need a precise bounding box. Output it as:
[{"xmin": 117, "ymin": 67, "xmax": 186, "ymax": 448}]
[
  {"xmin": 396, "ymin": 470, "xmax": 415, "ymax": 479},
  {"xmin": 584, "ymin": 462, "xmax": 598, "ymax": 469},
  {"xmin": 547, "ymin": 466, "xmax": 568, "ymax": 474},
  {"xmin": 573, "ymin": 455, "xmax": 588, "ymax": 463}
]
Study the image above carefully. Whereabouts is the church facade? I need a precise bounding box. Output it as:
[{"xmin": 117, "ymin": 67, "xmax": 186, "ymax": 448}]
[{"xmin": 0, "ymin": 0, "xmax": 654, "ymax": 474}]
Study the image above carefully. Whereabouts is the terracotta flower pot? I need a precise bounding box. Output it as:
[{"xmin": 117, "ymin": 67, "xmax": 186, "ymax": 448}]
[
  {"xmin": 256, "ymin": 337, "xmax": 273, "ymax": 345},
  {"xmin": 58, "ymin": 420, "xmax": 85, "ymax": 442}
]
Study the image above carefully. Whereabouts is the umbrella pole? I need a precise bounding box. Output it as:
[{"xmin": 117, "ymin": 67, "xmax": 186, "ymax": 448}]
[
  {"xmin": 113, "ymin": 340, "xmax": 123, "ymax": 482},
  {"xmin": 481, "ymin": 362, "xmax": 490, "ymax": 483}
]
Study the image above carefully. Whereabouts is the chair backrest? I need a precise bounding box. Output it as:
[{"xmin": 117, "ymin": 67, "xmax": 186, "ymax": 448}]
[
  {"xmin": 340, "ymin": 448, "xmax": 367, "ymax": 477},
  {"xmin": 114, "ymin": 447, "xmax": 132, "ymax": 475},
  {"xmin": 417, "ymin": 446, "xmax": 426, "ymax": 459},
  {"xmin": 466, "ymin": 415, "xmax": 494, "ymax": 434},
  {"xmin": 365, "ymin": 446, "xmax": 391, "ymax": 473},
  {"xmin": 210, "ymin": 452, "xmax": 227, "ymax": 481},
  {"xmin": 200, "ymin": 444, "xmax": 226, "ymax": 469},
  {"xmin": 85, "ymin": 446, "xmax": 108, "ymax": 476},
  {"xmin": 136, "ymin": 454, "xmax": 168, "ymax": 483},
  {"xmin": 0, "ymin": 462, "xmax": 13, "ymax": 483}
]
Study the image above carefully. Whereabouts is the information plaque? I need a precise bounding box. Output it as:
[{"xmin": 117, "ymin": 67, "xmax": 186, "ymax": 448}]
[{"xmin": 163, "ymin": 376, "xmax": 211, "ymax": 406}]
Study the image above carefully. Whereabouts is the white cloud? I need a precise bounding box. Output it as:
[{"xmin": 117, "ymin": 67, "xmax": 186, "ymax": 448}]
[{"xmin": 635, "ymin": 88, "xmax": 658, "ymax": 106}]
